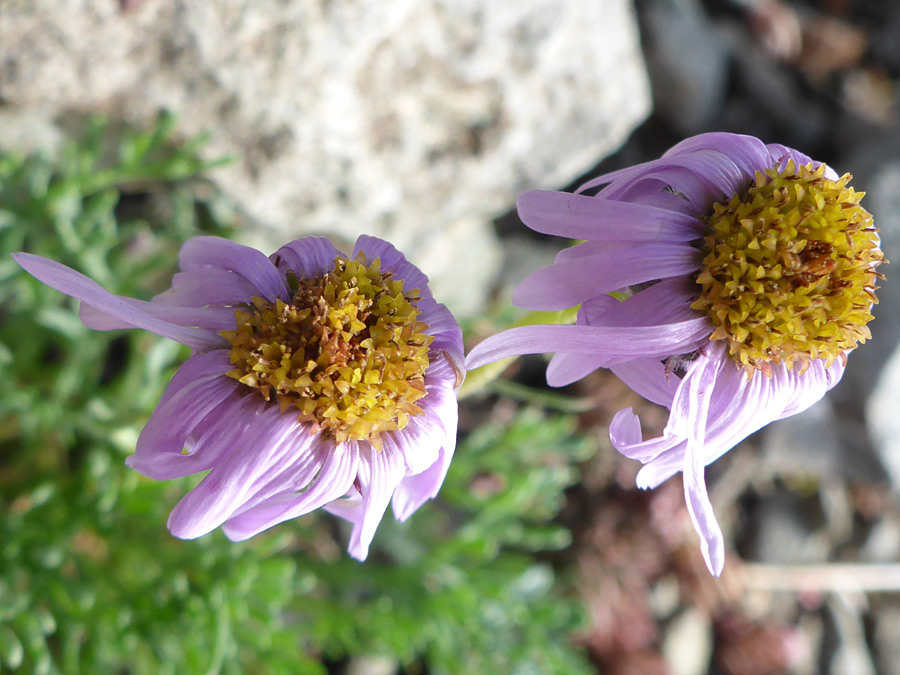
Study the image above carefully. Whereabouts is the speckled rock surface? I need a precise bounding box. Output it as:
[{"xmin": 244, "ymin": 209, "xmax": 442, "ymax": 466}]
[{"xmin": 0, "ymin": 0, "xmax": 650, "ymax": 315}]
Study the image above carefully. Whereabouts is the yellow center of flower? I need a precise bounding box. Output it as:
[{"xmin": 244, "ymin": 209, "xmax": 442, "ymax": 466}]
[
  {"xmin": 692, "ymin": 161, "xmax": 882, "ymax": 375},
  {"xmin": 220, "ymin": 255, "xmax": 433, "ymax": 447}
]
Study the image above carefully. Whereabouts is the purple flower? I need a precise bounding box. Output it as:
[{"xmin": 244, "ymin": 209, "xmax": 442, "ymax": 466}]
[
  {"xmin": 15, "ymin": 235, "xmax": 464, "ymax": 560},
  {"xmin": 466, "ymin": 133, "xmax": 882, "ymax": 575}
]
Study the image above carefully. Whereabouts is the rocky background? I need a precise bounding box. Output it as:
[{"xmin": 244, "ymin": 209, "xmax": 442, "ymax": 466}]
[
  {"xmin": 5, "ymin": 0, "xmax": 900, "ymax": 673},
  {"xmin": 0, "ymin": 0, "xmax": 650, "ymax": 316}
]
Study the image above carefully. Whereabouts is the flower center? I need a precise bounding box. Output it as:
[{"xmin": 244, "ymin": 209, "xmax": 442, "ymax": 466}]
[
  {"xmin": 220, "ymin": 255, "xmax": 433, "ymax": 446},
  {"xmin": 691, "ymin": 161, "xmax": 882, "ymax": 375}
]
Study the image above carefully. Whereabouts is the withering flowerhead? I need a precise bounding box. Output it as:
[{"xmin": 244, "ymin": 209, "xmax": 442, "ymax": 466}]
[
  {"xmin": 14, "ymin": 234, "xmax": 464, "ymax": 560},
  {"xmin": 465, "ymin": 132, "xmax": 882, "ymax": 576}
]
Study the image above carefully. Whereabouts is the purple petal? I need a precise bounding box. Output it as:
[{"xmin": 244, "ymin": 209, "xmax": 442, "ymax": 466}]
[
  {"xmin": 640, "ymin": 151, "xmax": 748, "ymax": 204},
  {"xmin": 419, "ymin": 298, "xmax": 465, "ymax": 362},
  {"xmin": 609, "ymin": 409, "xmax": 683, "ymax": 462},
  {"xmin": 580, "ymin": 278, "xmax": 703, "ymax": 328},
  {"xmin": 225, "ymin": 440, "xmax": 326, "ymax": 520},
  {"xmin": 678, "ymin": 346, "xmax": 726, "ymax": 576},
  {"xmin": 391, "ymin": 443, "xmax": 454, "ymax": 523},
  {"xmin": 395, "ymin": 378, "xmax": 456, "ymax": 475},
  {"xmin": 779, "ymin": 356, "xmax": 845, "ymax": 419},
  {"xmin": 14, "ymin": 253, "xmax": 224, "ymax": 351},
  {"xmin": 178, "ymin": 236, "xmax": 289, "ymax": 302},
  {"xmin": 465, "ymin": 320, "xmax": 710, "ymax": 371},
  {"xmin": 609, "ymin": 357, "xmax": 680, "ymax": 407},
  {"xmin": 270, "ymin": 236, "xmax": 341, "ymax": 280},
  {"xmin": 80, "ymin": 299, "xmax": 235, "ymax": 332},
  {"xmin": 516, "ymin": 190, "xmax": 705, "ymax": 242},
  {"xmin": 221, "ymin": 442, "xmax": 359, "ymax": 541},
  {"xmin": 343, "ymin": 438, "xmax": 408, "ymax": 560},
  {"xmin": 167, "ymin": 401, "xmax": 307, "ymax": 539},
  {"xmin": 664, "ymin": 133, "xmax": 772, "ymax": 177},
  {"xmin": 390, "ymin": 362, "xmax": 460, "ymax": 522},
  {"xmin": 614, "ymin": 180, "xmax": 701, "ymax": 215},
  {"xmin": 613, "ymin": 347, "xmax": 846, "ymax": 495},
  {"xmin": 546, "ymin": 352, "xmax": 608, "ymax": 387},
  {"xmin": 425, "ymin": 348, "xmax": 465, "ymax": 397},
  {"xmin": 512, "ymin": 243, "xmax": 701, "ymax": 310},
  {"xmin": 154, "ymin": 269, "xmax": 258, "ymax": 307},
  {"xmin": 127, "ymin": 350, "xmax": 236, "ymax": 479}
]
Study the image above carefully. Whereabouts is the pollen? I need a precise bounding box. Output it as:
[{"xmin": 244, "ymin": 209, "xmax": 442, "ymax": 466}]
[
  {"xmin": 220, "ymin": 255, "xmax": 433, "ymax": 447},
  {"xmin": 692, "ymin": 160, "xmax": 883, "ymax": 375}
]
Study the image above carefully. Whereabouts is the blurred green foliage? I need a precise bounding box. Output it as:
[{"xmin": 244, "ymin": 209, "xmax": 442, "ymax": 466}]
[{"xmin": 0, "ymin": 115, "xmax": 592, "ymax": 673}]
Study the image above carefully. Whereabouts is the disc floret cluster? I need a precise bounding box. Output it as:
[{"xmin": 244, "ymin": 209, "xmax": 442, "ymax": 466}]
[
  {"xmin": 692, "ymin": 161, "xmax": 883, "ymax": 375},
  {"xmin": 222, "ymin": 256, "xmax": 433, "ymax": 446}
]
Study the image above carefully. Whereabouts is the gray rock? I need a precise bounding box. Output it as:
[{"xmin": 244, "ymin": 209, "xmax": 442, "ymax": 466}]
[
  {"xmin": 638, "ymin": 0, "xmax": 730, "ymax": 135},
  {"xmin": 0, "ymin": 0, "xmax": 651, "ymax": 317},
  {"xmin": 867, "ymin": 346, "xmax": 900, "ymax": 487},
  {"xmin": 751, "ymin": 491, "xmax": 830, "ymax": 565}
]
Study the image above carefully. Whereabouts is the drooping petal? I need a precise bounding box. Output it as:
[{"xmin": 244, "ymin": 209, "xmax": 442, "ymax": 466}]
[
  {"xmin": 620, "ymin": 349, "xmax": 847, "ymax": 490},
  {"xmin": 80, "ymin": 299, "xmax": 235, "ymax": 332},
  {"xmin": 512, "ymin": 242, "xmax": 701, "ymax": 310},
  {"xmin": 13, "ymin": 253, "xmax": 224, "ymax": 351},
  {"xmin": 678, "ymin": 346, "xmax": 726, "ymax": 577},
  {"xmin": 465, "ymin": 319, "xmax": 710, "ymax": 371},
  {"xmin": 225, "ymin": 439, "xmax": 326, "ymax": 521},
  {"xmin": 343, "ymin": 438, "xmax": 408, "ymax": 560},
  {"xmin": 391, "ymin": 444, "xmax": 454, "ymax": 523},
  {"xmin": 178, "ymin": 236, "xmax": 289, "ymax": 302}
]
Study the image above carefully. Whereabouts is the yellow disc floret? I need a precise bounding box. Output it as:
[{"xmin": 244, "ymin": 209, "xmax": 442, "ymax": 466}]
[
  {"xmin": 692, "ymin": 160, "xmax": 883, "ymax": 375},
  {"xmin": 220, "ymin": 255, "xmax": 433, "ymax": 447}
]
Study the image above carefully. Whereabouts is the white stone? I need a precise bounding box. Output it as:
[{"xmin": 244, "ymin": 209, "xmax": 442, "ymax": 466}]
[
  {"xmin": 0, "ymin": 0, "xmax": 650, "ymax": 315},
  {"xmin": 662, "ymin": 607, "xmax": 713, "ymax": 675}
]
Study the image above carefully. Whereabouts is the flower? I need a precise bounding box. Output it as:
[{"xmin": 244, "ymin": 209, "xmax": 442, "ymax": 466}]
[
  {"xmin": 15, "ymin": 235, "xmax": 464, "ymax": 560},
  {"xmin": 466, "ymin": 133, "xmax": 882, "ymax": 575}
]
